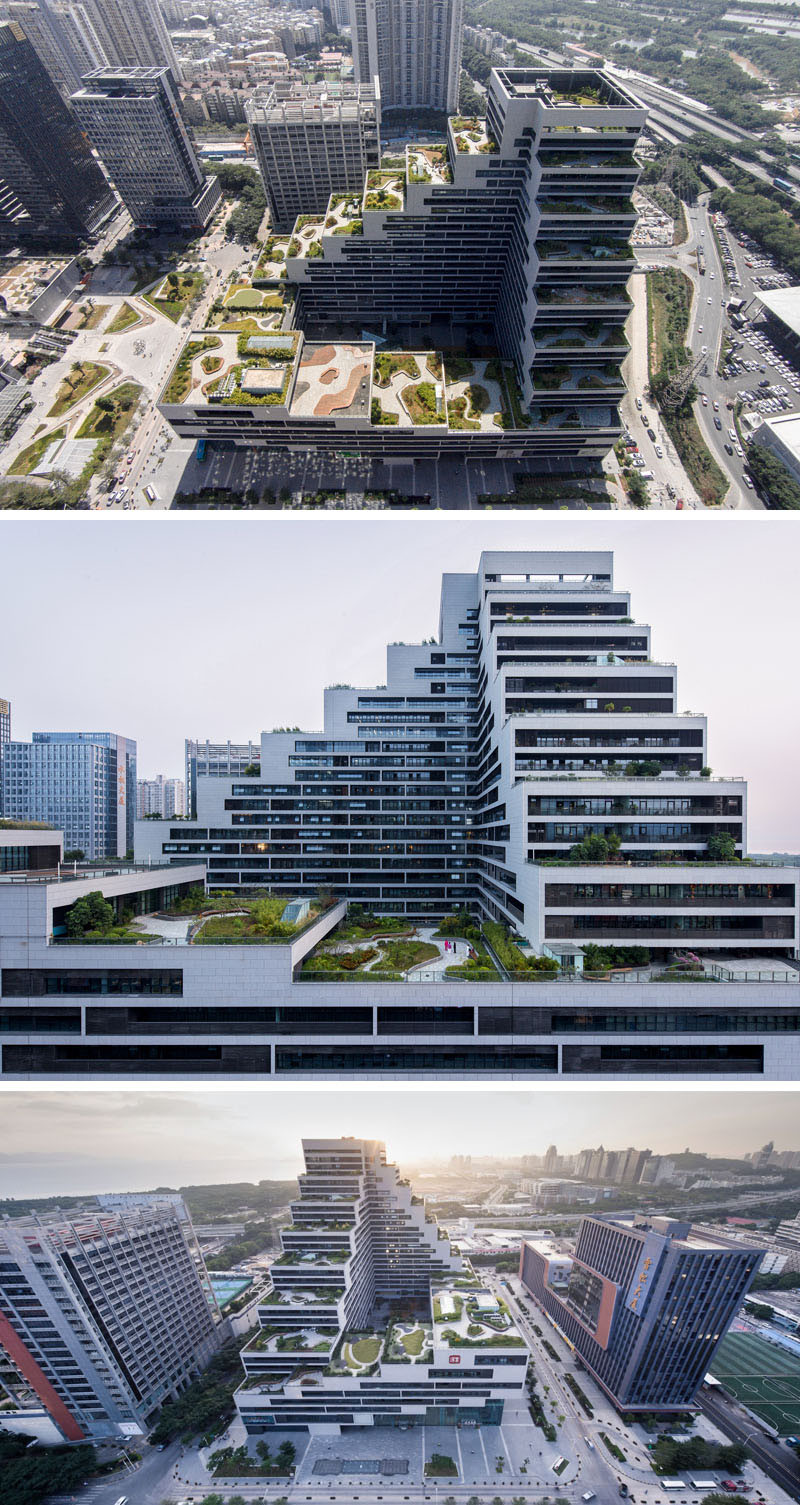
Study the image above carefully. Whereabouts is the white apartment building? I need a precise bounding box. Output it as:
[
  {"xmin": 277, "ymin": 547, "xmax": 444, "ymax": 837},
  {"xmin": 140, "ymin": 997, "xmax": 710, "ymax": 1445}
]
[{"xmin": 137, "ymin": 775, "xmax": 186, "ymax": 819}]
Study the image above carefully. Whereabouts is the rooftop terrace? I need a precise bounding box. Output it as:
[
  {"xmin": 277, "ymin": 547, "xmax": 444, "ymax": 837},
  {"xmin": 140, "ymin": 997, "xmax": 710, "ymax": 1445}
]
[{"xmin": 431, "ymin": 1281, "xmax": 526, "ymax": 1349}]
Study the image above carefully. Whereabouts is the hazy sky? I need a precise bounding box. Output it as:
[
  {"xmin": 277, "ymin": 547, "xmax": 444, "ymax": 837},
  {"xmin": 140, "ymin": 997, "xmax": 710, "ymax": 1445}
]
[
  {"xmin": 1, "ymin": 515, "xmax": 799, "ymax": 847},
  {"xmin": 1, "ymin": 1086, "xmax": 798, "ymax": 1198}
]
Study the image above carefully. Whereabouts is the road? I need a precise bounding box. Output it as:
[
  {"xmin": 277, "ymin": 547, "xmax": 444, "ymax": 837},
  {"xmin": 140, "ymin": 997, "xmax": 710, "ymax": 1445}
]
[{"xmin": 699, "ymin": 1390, "xmax": 800, "ymax": 1500}]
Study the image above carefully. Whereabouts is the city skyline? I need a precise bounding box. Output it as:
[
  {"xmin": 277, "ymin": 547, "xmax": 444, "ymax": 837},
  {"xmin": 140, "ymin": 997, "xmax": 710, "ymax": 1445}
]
[
  {"xmin": 2, "ymin": 517, "xmax": 800, "ymax": 849},
  {"xmin": 2, "ymin": 1087, "xmax": 799, "ymax": 1198}
]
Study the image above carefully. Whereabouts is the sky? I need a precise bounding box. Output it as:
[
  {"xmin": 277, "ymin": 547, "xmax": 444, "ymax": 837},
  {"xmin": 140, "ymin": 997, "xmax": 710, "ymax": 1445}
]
[
  {"xmin": 0, "ymin": 513, "xmax": 799, "ymax": 847},
  {"xmin": 1, "ymin": 1085, "xmax": 799, "ymax": 1198}
]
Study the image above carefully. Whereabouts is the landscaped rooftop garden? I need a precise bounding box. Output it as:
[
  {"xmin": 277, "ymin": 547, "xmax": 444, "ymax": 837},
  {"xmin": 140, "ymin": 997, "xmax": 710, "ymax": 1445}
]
[
  {"xmin": 254, "ymin": 236, "xmax": 291, "ymax": 281},
  {"xmin": 205, "ymin": 330, "xmax": 300, "ymax": 407},
  {"xmin": 432, "ymin": 1284, "xmax": 526, "ymax": 1349},
  {"xmin": 407, "ymin": 145, "xmax": 453, "ymax": 184},
  {"xmin": 450, "ymin": 117, "xmax": 498, "ymax": 153},
  {"xmin": 324, "ymin": 192, "xmax": 364, "ymax": 234},
  {"xmin": 364, "ymin": 170, "xmax": 404, "ymax": 211},
  {"xmin": 162, "ymin": 335, "xmax": 222, "ymax": 403}
]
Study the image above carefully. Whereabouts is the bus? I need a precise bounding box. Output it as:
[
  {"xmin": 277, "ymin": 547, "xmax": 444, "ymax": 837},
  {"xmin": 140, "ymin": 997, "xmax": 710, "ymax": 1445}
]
[
  {"xmin": 196, "ymin": 438, "xmax": 207, "ymax": 462},
  {"xmin": 661, "ymin": 1480, "xmax": 686, "ymax": 1490}
]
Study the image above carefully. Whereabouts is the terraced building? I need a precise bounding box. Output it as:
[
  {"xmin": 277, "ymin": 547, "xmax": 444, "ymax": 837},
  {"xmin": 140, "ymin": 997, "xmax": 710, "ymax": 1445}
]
[
  {"xmin": 136, "ymin": 547, "xmax": 800, "ymax": 966},
  {"xmin": 158, "ymin": 68, "xmax": 646, "ymax": 469},
  {"xmin": 235, "ymin": 1137, "xmax": 528, "ymax": 1432}
]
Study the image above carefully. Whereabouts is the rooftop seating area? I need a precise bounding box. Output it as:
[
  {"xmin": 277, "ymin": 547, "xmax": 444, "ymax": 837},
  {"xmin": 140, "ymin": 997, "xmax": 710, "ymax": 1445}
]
[{"xmin": 290, "ymin": 342, "xmax": 372, "ymax": 419}]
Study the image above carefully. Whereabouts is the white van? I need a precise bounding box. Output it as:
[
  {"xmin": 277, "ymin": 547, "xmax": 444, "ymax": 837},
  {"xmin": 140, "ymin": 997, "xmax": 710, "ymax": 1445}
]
[{"xmin": 143, "ymin": 484, "xmax": 157, "ymax": 502}]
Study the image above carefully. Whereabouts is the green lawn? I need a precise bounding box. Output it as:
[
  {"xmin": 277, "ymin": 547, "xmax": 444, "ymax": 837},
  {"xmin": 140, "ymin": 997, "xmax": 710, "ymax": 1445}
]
[
  {"xmin": 401, "ymin": 1328, "xmax": 425, "ymax": 1356},
  {"xmin": 107, "ymin": 302, "xmax": 140, "ymax": 333},
  {"xmin": 76, "ymin": 383, "xmax": 142, "ymax": 443},
  {"xmin": 350, "ymin": 1337, "xmax": 381, "ymax": 1364},
  {"xmin": 226, "ymin": 288, "xmax": 266, "ymax": 309},
  {"xmin": 48, "ymin": 362, "xmax": 110, "ymax": 417},
  {"xmin": 144, "ymin": 271, "xmax": 203, "ymax": 322},
  {"xmin": 372, "ymin": 939, "xmax": 439, "ymax": 972},
  {"xmin": 7, "ymin": 427, "xmax": 66, "ymax": 475}
]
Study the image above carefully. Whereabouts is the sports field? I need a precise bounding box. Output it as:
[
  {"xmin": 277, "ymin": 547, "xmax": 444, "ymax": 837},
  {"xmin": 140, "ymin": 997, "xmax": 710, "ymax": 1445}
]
[{"xmin": 709, "ymin": 1330, "xmax": 800, "ymax": 1435}]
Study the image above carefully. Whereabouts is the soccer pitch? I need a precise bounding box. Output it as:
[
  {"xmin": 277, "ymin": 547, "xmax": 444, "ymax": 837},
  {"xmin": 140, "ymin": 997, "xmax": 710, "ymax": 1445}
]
[{"xmin": 709, "ymin": 1330, "xmax": 800, "ymax": 1435}]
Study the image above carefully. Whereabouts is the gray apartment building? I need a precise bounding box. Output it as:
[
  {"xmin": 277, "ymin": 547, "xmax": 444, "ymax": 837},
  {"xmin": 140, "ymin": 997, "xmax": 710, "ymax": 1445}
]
[
  {"xmin": 0, "ymin": 22, "xmax": 116, "ymax": 244},
  {"xmin": 71, "ymin": 67, "xmax": 219, "ymax": 230},
  {"xmin": 247, "ymin": 81, "xmax": 381, "ymax": 233},
  {"xmin": 519, "ymin": 1216, "xmax": 762, "ymax": 1412},
  {"xmin": 350, "ymin": 0, "xmax": 463, "ymax": 112},
  {"xmin": 1, "ymin": 731, "xmax": 137, "ymax": 860},
  {"xmin": 0, "ymin": 1198, "xmax": 221, "ymax": 1442}
]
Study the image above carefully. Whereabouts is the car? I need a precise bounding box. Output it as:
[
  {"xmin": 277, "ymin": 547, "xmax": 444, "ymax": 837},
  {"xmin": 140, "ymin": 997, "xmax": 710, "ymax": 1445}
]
[
  {"xmin": 701, "ymin": 345, "xmax": 708, "ymax": 355},
  {"xmin": 620, "ymin": 1488, "xmax": 629, "ymax": 1498},
  {"xmin": 635, "ymin": 397, "xmax": 642, "ymax": 410},
  {"xmin": 725, "ymin": 442, "xmax": 733, "ymax": 454},
  {"xmin": 582, "ymin": 1494, "xmax": 596, "ymax": 1501},
  {"xmin": 707, "ymin": 296, "xmax": 713, "ymax": 304},
  {"xmin": 735, "ymin": 444, "xmax": 744, "ymax": 457},
  {"xmin": 701, "ymin": 394, "xmax": 708, "ymax": 405},
  {"xmin": 713, "ymin": 399, "xmax": 719, "ymax": 410},
  {"xmin": 710, "ymin": 270, "xmax": 715, "ymax": 278},
  {"xmin": 647, "ymin": 428, "xmax": 656, "ymax": 441},
  {"xmin": 729, "ymin": 428, "xmax": 737, "ymax": 441},
  {"xmin": 714, "ymin": 415, "xmax": 722, "ymax": 429},
  {"xmin": 744, "ymin": 475, "xmax": 754, "ymax": 488},
  {"xmin": 655, "ymin": 445, "xmax": 663, "ymax": 457},
  {"xmin": 721, "ymin": 1483, "xmax": 738, "ymax": 1493},
  {"xmin": 585, "ymin": 1437, "xmax": 595, "ymax": 1449},
  {"xmin": 699, "ymin": 325, "xmax": 704, "ymax": 334},
  {"xmin": 676, "ymin": 498, "xmax": 684, "ymax": 509}
]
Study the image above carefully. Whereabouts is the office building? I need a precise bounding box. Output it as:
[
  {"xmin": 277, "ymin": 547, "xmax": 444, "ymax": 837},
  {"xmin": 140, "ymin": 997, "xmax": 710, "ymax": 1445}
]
[
  {"xmin": 71, "ymin": 68, "xmax": 220, "ymax": 231},
  {"xmin": 0, "ymin": 22, "xmax": 116, "ymax": 244},
  {"xmin": 350, "ymin": 0, "xmax": 463, "ymax": 112},
  {"xmin": 0, "ymin": 1198, "xmax": 221, "ymax": 1441},
  {"xmin": 247, "ymin": 80, "xmax": 380, "ymax": 233},
  {"xmin": 137, "ymin": 775, "xmax": 186, "ymax": 819},
  {"xmin": 136, "ymin": 548, "xmax": 799, "ymax": 962},
  {"xmin": 235, "ymin": 1136, "xmax": 528, "ymax": 1433},
  {"xmin": 160, "ymin": 68, "xmax": 644, "ymax": 470},
  {"xmin": 0, "ymin": 696, "xmax": 9, "ymax": 814},
  {"xmin": 519, "ymin": 1215, "xmax": 762, "ymax": 1413},
  {"xmin": 1, "ymin": 731, "xmax": 136, "ymax": 860}
]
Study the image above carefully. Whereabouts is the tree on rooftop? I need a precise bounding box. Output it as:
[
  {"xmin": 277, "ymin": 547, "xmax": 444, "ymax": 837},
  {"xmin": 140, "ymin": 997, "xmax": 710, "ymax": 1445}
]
[{"xmin": 65, "ymin": 890, "xmax": 115, "ymax": 937}]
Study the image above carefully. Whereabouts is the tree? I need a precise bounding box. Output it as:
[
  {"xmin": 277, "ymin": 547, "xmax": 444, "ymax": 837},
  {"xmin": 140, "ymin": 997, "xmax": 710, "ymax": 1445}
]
[
  {"xmin": 95, "ymin": 395, "xmax": 116, "ymax": 413},
  {"xmin": 63, "ymin": 848, "xmax": 85, "ymax": 861},
  {"xmin": 65, "ymin": 889, "xmax": 115, "ymax": 936},
  {"xmin": 706, "ymin": 832, "xmax": 737, "ymax": 862},
  {"xmin": 569, "ymin": 832, "xmax": 621, "ymax": 863},
  {"xmin": 277, "ymin": 1440, "xmax": 296, "ymax": 1469},
  {"xmin": 744, "ymin": 1299, "xmax": 774, "ymax": 1319},
  {"xmin": 0, "ymin": 1433, "xmax": 97, "ymax": 1505}
]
